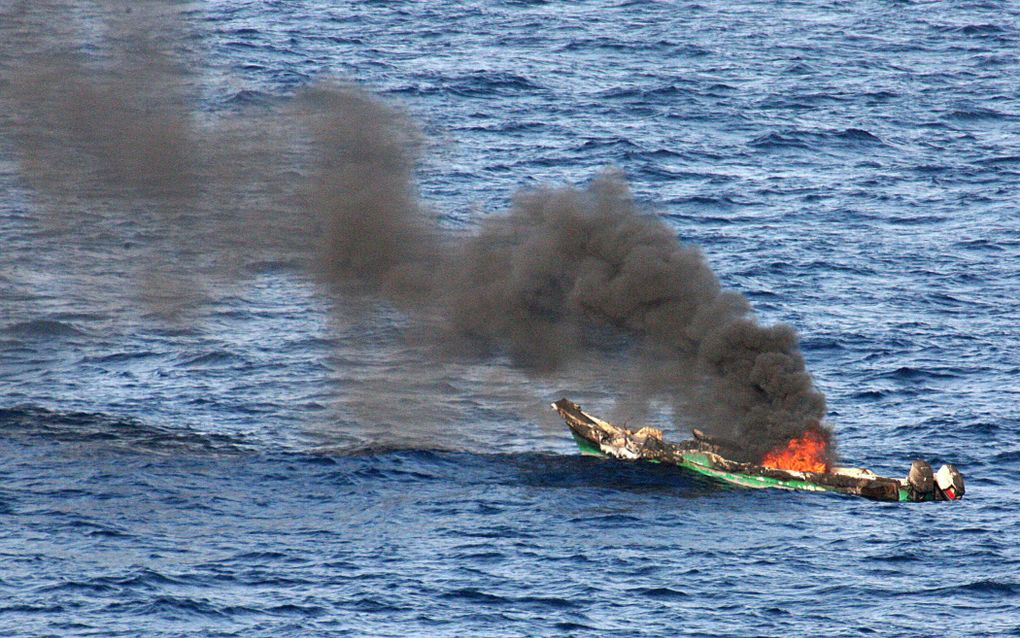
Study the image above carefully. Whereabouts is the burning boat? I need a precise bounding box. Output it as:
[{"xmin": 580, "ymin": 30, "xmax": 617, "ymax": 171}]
[{"xmin": 552, "ymin": 399, "xmax": 964, "ymax": 502}]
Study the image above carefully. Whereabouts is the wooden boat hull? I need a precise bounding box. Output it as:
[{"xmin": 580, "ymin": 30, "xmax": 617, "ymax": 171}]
[{"xmin": 553, "ymin": 399, "xmax": 963, "ymax": 502}]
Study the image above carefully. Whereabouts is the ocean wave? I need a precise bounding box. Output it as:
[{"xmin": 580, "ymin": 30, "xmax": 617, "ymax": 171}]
[
  {"xmin": 441, "ymin": 588, "xmax": 579, "ymax": 610},
  {"xmin": 945, "ymin": 105, "xmax": 1011, "ymax": 121},
  {"xmin": 80, "ymin": 351, "xmax": 161, "ymax": 364},
  {"xmin": 954, "ymin": 238, "xmax": 1006, "ymax": 251},
  {"xmin": 3, "ymin": 319, "xmax": 86, "ymax": 338},
  {"xmin": 224, "ymin": 89, "xmax": 272, "ymax": 107},
  {"xmin": 750, "ymin": 127, "xmax": 886, "ymax": 151},
  {"xmin": 596, "ymin": 83, "xmax": 696, "ymax": 101},
  {"xmin": 629, "ymin": 586, "xmax": 689, "ymax": 599},
  {"xmin": 175, "ymin": 350, "xmax": 248, "ymax": 368},
  {"xmin": 936, "ymin": 23, "xmax": 1008, "ymax": 37},
  {"xmin": 872, "ymin": 366, "xmax": 964, "ymax": 381},
  {"xmin": 445, "ymin": 71, "xmax": 545, "ymax": 97},
  {"xmin": 0, "ymin": 405, "xmax": 249, "ymax": 455},
  {"xmin": 921, "ymin": 579, "xmax": 1020, "ymax": 597}
]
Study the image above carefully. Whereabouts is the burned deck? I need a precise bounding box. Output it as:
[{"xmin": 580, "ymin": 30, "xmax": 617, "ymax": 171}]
[{"xmin": 552, "ymin": 399, "xmax": 964, "ymax": 502}]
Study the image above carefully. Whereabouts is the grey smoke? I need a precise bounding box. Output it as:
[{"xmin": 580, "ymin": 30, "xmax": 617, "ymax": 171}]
[
  {"xmin": 448, "ymin": 177, "xmax": 830, "ymax": 461},
  {"xmin": 1, "ymin": 1, "xmax": 831, "ymax": 462},
  {"xmin": 298, "ymin": 84, "xmax": 440, "ymax": 302},
  {"xmin": 294, "ymin": 86, "xmax": 831, "ymax": 459}
]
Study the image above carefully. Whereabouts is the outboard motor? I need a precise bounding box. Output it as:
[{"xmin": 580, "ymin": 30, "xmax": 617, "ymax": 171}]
[
  {"xmin": 907, "ymin": 459, "xmax": 935, "ymax": 501},
  {"xmin": 935, "ymin": 464, "xmax": 965, "ymax": 500}
]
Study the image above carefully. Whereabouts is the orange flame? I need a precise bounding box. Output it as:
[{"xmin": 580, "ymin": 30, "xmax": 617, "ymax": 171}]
[{"xmin": 761, "ymin": 428, "xmax": 829, "ymax": 473}]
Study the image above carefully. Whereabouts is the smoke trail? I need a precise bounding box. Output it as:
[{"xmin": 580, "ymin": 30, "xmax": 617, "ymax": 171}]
[
  {"xmin": 292, "ymin": 85, "xmax": 831, "ymax": 458},
  {"xmin": 0, "ymin": 1, "xmax": 831, "ymax": 461},
  {"xmin": 296, "ymin": 84, "xmax": 440, "ymax": 303},
  {"xmin": 433, "ymin": 174, "xmax": 830, "ymax": 461},
  {"xmin": 291, "ymin": 86, "xmax": 833, "ymax": 457}
]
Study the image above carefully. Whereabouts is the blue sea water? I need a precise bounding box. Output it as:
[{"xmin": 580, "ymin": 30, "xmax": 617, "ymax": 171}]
[{"xmin": 2, "ymin": 1, "xmax": 1020, "ymax": 636}]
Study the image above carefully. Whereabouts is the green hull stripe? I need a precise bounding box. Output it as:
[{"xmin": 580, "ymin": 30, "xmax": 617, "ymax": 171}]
[
  {"xmin": 574, "ymin": 440, "xmax": 910, "ymax": 501},
  {"xmin": 572, "ymin": 434, "xmax": 606, "ymax": 457}
]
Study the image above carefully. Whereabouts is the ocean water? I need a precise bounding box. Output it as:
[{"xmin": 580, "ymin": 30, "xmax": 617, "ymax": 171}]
[{"xmin": 2, "ymin": 1, "xmax": 1020, "ymax": 636}]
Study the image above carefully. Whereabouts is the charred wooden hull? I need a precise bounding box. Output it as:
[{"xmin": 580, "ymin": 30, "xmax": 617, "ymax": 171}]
[{"xmin": 552, "ymin": 399, "xmax": 963, "ymax": 502}]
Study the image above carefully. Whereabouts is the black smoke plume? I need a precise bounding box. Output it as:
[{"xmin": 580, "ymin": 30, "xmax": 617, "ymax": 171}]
[{"xmin": 1, "ymin": 1, "xmax": 831, "ymax": 462}]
